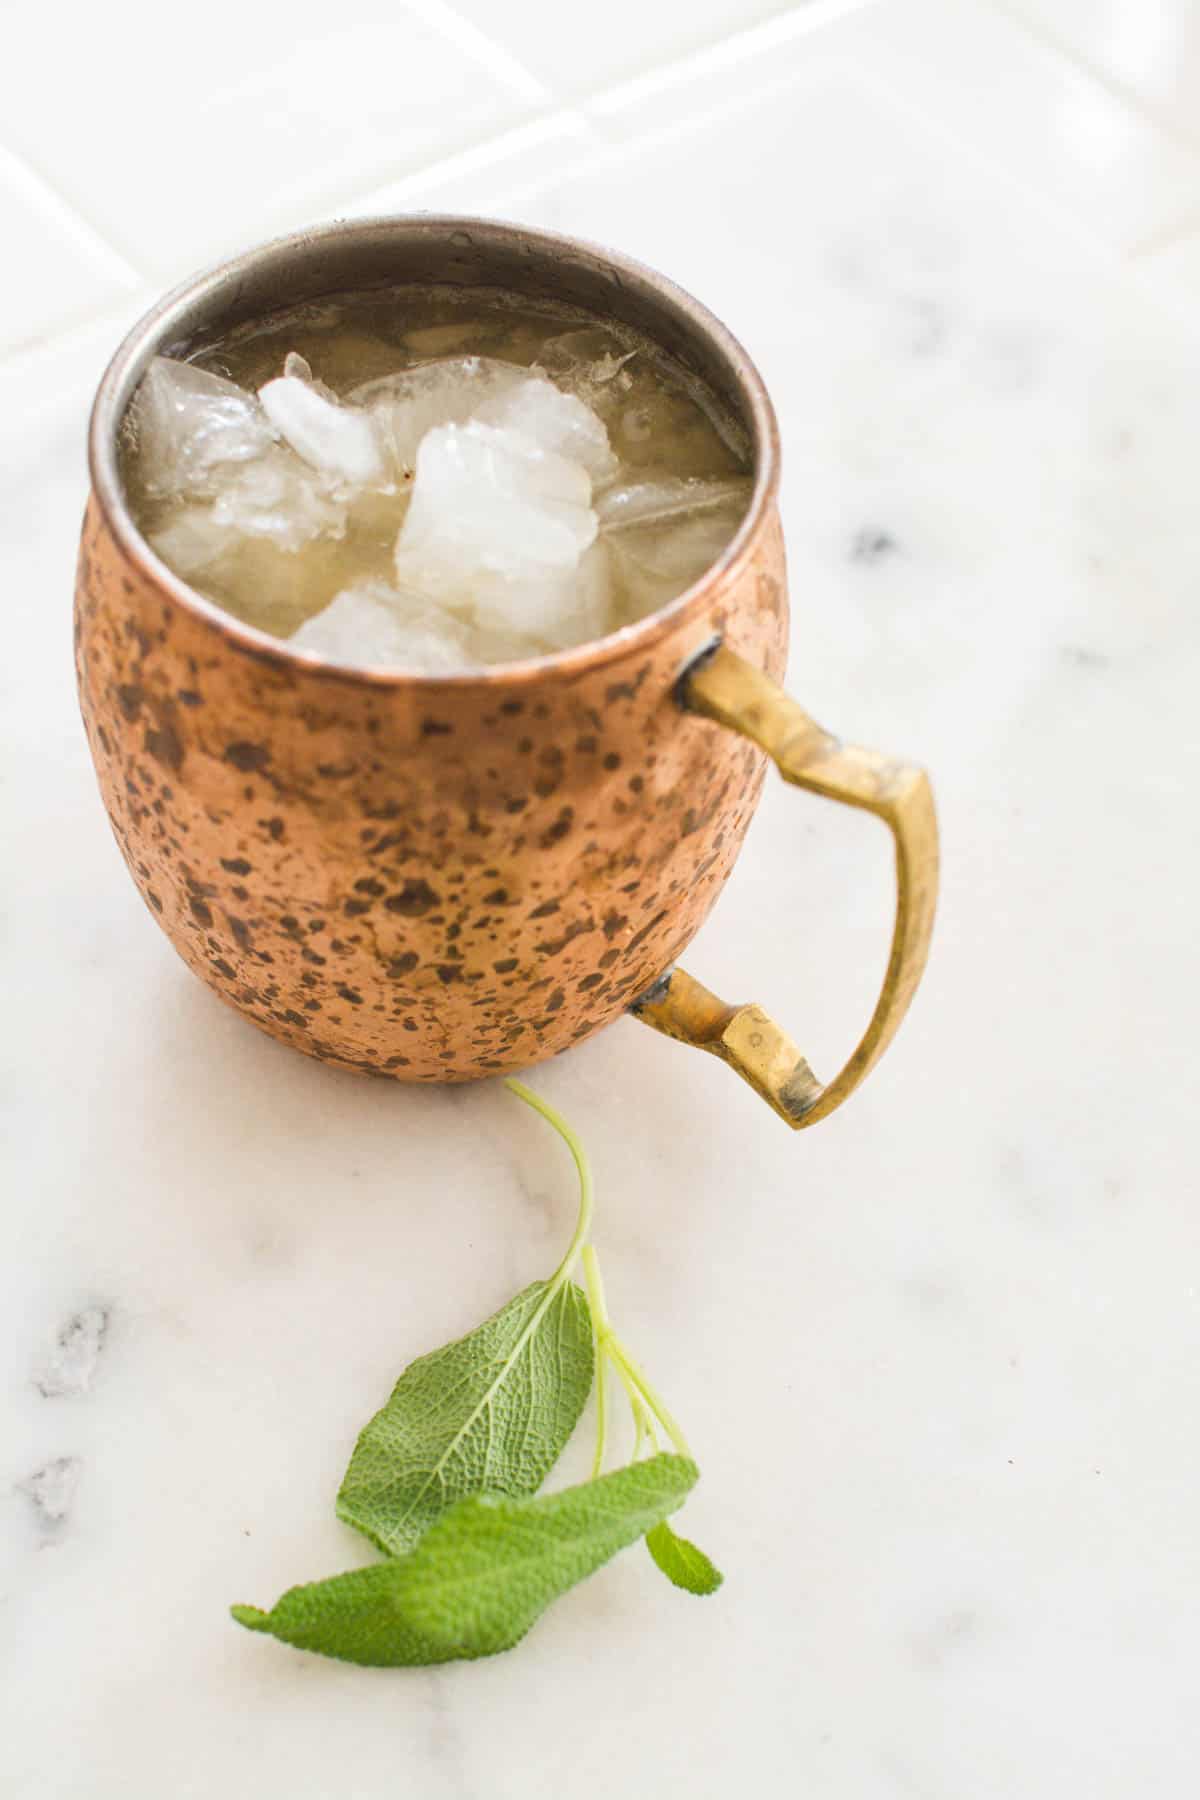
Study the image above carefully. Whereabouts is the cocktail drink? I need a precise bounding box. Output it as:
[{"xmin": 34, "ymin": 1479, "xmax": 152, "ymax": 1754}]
[{"xmin": 121, "ymin": 286, "xmax": 753, "ymax": 671}]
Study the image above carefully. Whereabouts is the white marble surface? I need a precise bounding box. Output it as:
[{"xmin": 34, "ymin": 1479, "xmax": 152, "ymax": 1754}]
[{"xmin": 4, "ymin": 3, "xmax": 1200, "ymax": 1795}]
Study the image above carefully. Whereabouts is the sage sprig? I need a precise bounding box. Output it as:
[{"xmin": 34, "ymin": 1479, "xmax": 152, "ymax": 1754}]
[{"xmin": 233, "ymin": 1079, "xmax": 720, "ymax": 1667}]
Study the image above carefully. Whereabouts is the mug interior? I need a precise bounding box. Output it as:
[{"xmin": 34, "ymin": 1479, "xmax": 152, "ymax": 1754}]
[{"xmin": 89, "ymin": 216, "xmax": 780, "ymax": 672}]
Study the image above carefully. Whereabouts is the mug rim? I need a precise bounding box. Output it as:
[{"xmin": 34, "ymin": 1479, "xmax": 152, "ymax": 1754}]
[{"xmin": 88, "ymin": 213, "xmax": 781, "ymax": 689}]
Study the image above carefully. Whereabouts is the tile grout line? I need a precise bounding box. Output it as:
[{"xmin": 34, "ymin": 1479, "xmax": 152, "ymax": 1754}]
[
  {"xmin": 29, "ymin": 0, "xmax": 1185, "ymax": 368},
  {"xmin": 0, "ymin": 286, "xmax": 160, "ymax": 378},
  {"xmin": 0, "ymin": 0, "xmax": 565, "ymax": 326},
  {"xmin": 840, "ymin": 50, "xmax": 1148, "ymax": 269},
  {"xmin": 979, "ymin": 0, "xmax": 1200, "ymax": 263},
  {"xmin": 489, "ymin": 60, "xmax": 852, "ymax": 215},
  {"xmin": 584, "ymin": 0, "xmax": 884, "ymax": 116},
  {"xmin": 482, "ymin": 18, "xmax": 1162, "ymax": 282},
  {"xmin": 167, "ymin": 0, "xmax": 590, "ymax": 263},
  {"xmin": 315, "ymin": 0, "xmax": 885, "ymax": 238},
  {"xmin": 0, "ymin": 141, "xmax": 145, "ymax": 289},
  {"xmin": 0, "ymin": 11, "xmax": 1193, "ymax": 422},
  {"xmin": 436, "ymin": 25, "xmax": 1152, "ymax": 281},
  {"xmin": 0, "ymin": 0, "xmax": 874, "ymax": 367},
  {"xmin": 401, "ymin": 0, "xmax": 557, "ymax": 105},
  {"xmin": 12, "ymin": 0, "xmax": 1200, "ymax": 361},
  {"xmin": 333, "ymin": 111, "xmax": 603, "ymax": 212},
  {"xmin": 978, "ymin": 0, "xmax": 1200, "ymax": 166},
  {"xmin": 280, "ymin": 109, "xmax": 602, "ymax": 271}
]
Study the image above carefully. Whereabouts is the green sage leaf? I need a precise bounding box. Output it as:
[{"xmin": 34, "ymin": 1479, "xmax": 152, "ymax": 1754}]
[
  {"xmin": 230, "ymin": 1585, "xmax": 440, "ymax": 1669},
  {"xmin": 395, "ymin": 1453, "xmax": 698, "ymax": 1655},
  {"xmin": 336, "ymin": 1279, "xmax": 593, "ymax": 1556},
  {"xmin": 645, "ymin": 1519, "xmax": 723, "ymax": 1595},
  {"xmin": 234, "ymin": 1453, "xmax": 698, "ymax": 1667}
]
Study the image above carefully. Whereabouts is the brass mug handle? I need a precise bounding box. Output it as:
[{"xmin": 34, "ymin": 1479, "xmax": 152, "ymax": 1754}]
[{"xmin": 631, "ymin": 643, "xmax": 939, "ymax": 1129}]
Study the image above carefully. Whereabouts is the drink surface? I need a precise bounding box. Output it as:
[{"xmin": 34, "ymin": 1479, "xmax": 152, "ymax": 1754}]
[{"xmin": 119, "ymin": 285, "xmax": 752, "ymax": 668}]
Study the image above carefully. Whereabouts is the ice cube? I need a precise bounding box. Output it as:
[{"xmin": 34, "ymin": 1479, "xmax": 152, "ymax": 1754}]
[
  {"xmin": 396, "ymin": 420, "xmax": 596, "ymax": 586},
  {"xmin": 541, "ymin": 341, "xmax": 746, "ymax": 478},
  {"xmin": 149, "ymin": 504, "xmax": 230, "ymax": 576},
  {"xmin": 393, "ymin": 421, "xmax": 609, "ymax": 648},
  {"xmin": 349, "ymin": 357, "xmax": 527, "ymax": 477},
  {"xmin": 149, "ymin": 441, "xmax": 348, "ymax": 577},
  {"xmin": 182, "ymin": 532, "xmax": 362, "ymax": 639},
  {"xmin": 541, "ymin": 538, "xmax": 612, "ymax": 647},
  {"xmin": 538, "ymin": 328, "xmax": 636, "ymax": 389},
  {"xmin": 534, "ymin": 329, "xmax": 639, "ymax": 427},
  {"xmin": 270, "ymin": 332, "xmax": 414, "ymax": 395},
  {"xmin": 596, "ymin": 476, "xmax": 751, "ymax": 531},
  {"xmin": 258, "ymin": 372, "xmax": 385, "ymax": 488},
  {"xmin": 474, "ymin": 377, "xmax": 617, "ymax": 488},
  {"xmin": 456, "ymin": 537, "xmax": 611, "ymax": 648},
  {"xmin": 610, "ymin": 383, "xmax": 746, "ymax": 475},
  {"xmin": 280, "ymin": 351, "xmax": 340, "ymax": 403},
  {"xmin": 126, "ymin": 357, "xmax": 276, "ymax": 499},
  {"xmin": 599, "ymin": 476, "xmax": 752, "ymax": 618},
  {"xmin": 211, "ymin": 446, "xmax": 347, "ymax": 549},
  {"xmin": 290, "ymin": 582, "xmax": 474, "ymax": 673}
]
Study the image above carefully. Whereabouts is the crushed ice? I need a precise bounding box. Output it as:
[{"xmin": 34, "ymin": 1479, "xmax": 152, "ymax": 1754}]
[
  {"xmin": 127, "ymin": 359, "xmax": 275, "ymax": 499},
  {"xmin": 291, "ymin": 581, "xmax": 474, "ymax": 673},
  {"xmin": 128, "ymin": 334, "xmax": 750, "ymax": 669},
  {"xmin": 258, "ymin": 370, "xmax": 385, "ymax": 487}
]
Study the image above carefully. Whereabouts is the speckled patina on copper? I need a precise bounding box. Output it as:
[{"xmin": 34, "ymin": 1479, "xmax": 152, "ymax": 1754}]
[{"xmin": 75, "ymin": 496, "xmax": 786, "ymax": 1081}]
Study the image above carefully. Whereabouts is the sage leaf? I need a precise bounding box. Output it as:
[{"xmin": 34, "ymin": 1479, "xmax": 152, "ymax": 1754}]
[
  {"xmin": 645, "ymin": 1519, "xmax": 723, "ymax": 1595},
  {"xmin": 233, "ymin": 1454, "xmax": 697, "ymax": 1667},
  {"xmin": 230, "ymin": 1585, "xmax": 440, "ymax": 1669},
  {"xmin": 337, "ymin": 1279, "xmax": 593, "ymax": 1556},
  {"xmin": 395, "ymin": 1453, "xmax": 699, "ymax": 1656}
]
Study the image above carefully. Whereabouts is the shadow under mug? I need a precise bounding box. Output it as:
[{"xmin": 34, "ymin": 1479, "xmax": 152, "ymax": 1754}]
[{"xmin": 75, "ymin": 215, "xmax": 938, "ymax": 1129}]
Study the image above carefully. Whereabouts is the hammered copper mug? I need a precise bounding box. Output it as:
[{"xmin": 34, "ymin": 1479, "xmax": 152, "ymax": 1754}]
[{"xmin": 75, "ymin": 216, "xmax": 938, "ymax": 1128}]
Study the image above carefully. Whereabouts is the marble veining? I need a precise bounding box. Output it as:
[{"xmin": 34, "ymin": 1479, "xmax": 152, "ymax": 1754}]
[
  {"xmin": 18, "ymin": 1459, "xmax": 83, "ymax": 1535},
  {"xmin": 32, "ymin": 1306, "xmax": 110, "ymax": 1399},
  {"xmin": 4, "ymin": 3, "xmax": 1200, "ymax": 1797},
  {"xmin": 850, "ymin": 526, "xmax": 901, "ymax": 563}
]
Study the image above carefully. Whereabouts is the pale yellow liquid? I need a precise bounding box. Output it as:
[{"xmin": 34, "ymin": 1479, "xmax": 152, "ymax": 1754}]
[{"xmin": 121, "ymin": 285, "xmax": 751, "ymax": 646}]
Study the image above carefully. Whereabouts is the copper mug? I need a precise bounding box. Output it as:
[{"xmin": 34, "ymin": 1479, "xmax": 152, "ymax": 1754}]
[{"xmin": 75, "ymin": 217, "xmax": 938, "ymax": 1129}]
